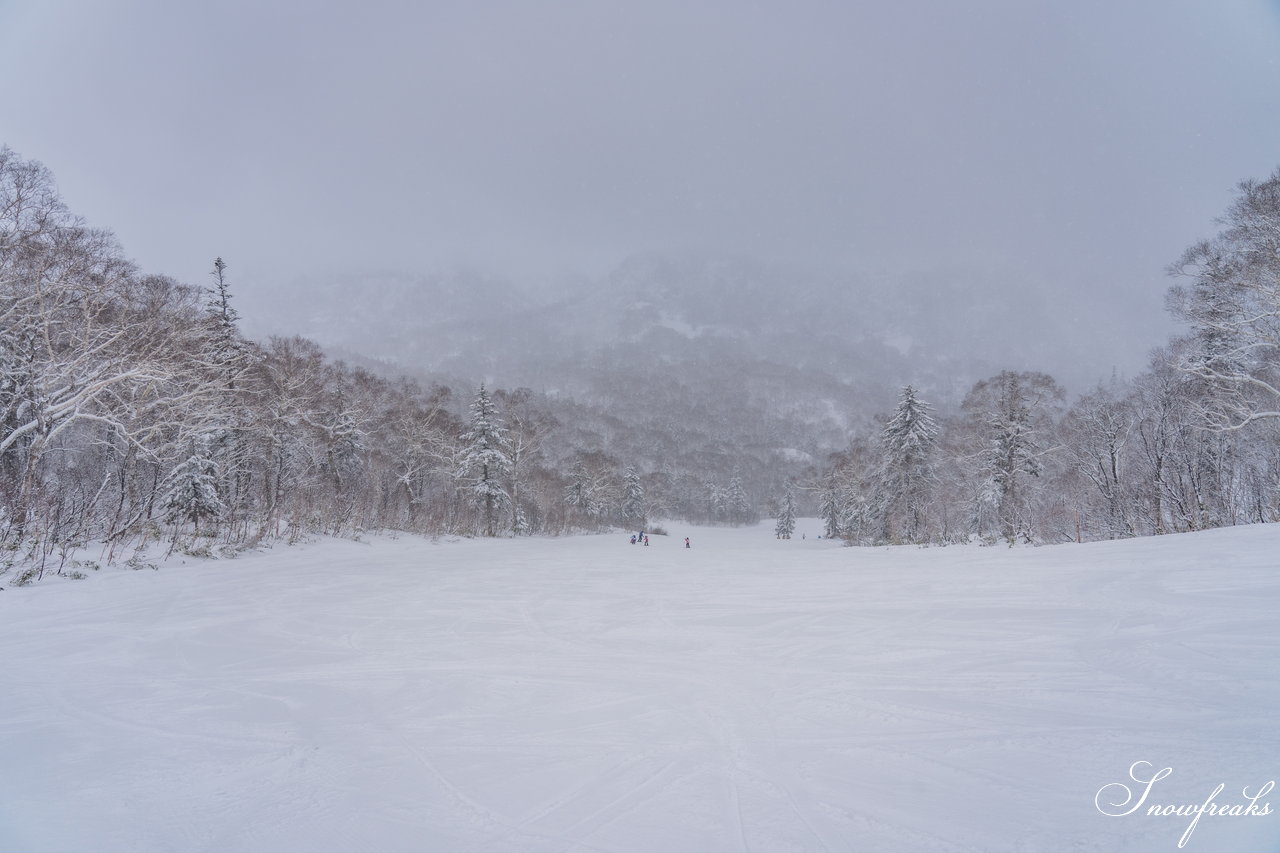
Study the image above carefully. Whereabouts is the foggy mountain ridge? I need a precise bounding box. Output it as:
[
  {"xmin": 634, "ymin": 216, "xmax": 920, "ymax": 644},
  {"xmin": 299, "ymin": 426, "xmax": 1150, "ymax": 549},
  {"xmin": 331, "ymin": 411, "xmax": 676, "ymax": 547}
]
[
  {"xmin": 247, "ymin": 250, "xmax": 1164, "ymax": 409},
  {"xmin": 230, "ymin": 249, "xmax": 1179, "ymax": 507}
]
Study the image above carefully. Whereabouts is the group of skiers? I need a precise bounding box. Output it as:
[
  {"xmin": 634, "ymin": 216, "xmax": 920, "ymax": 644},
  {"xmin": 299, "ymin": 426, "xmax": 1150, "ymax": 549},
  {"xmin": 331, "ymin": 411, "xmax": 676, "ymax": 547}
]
[{"xmin": 628, "ymin": 531, "xmax": 692, "ymax": 549}]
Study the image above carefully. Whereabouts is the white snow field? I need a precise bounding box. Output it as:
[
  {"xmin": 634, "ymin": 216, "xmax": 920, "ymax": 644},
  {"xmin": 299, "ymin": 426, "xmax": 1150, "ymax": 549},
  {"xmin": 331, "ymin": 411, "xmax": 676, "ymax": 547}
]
[{"xmin": 3, "ymin": 521, "xmax": 1279, "ymax": 853}]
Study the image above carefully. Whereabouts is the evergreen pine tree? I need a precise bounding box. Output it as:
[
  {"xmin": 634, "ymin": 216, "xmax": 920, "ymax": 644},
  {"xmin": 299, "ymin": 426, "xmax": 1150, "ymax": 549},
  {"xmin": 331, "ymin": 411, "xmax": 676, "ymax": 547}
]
[
  {"xmin": 201, "ymin": 258, "xmax": 256, "ymax": 533},
  {"xmin": 840, "ymin": 490, "xmax": 871, "ymax": 543},
  {"xmin": 726, "ymin": 471, "xmax": 753, "ymax": 526},
  {"xmin": 204, "ymin": 257, "xmax": 247, "ymax": 382},
  {"xmin": 819, "ymin": 478, "xmax": 842, "ymax": 539},
  {"xmin": 705, "ymin": 481, "xmax": 726, "ymax": 522},
  {"xmin": 774, "ymin": 484, "xmax": 796, "ymax": 539},
  {"xmin": 878, "ymin": 385, "xmax": 939, "ymax": 542},
  {"xmin": 159, "ymin": 436, "xmax": 225, "ymax": 533},
  {"xmin": 988, "ymin": 377, "xmax": 1039, "ymax": 543},
  {"xmin": 620, "ymin": 466, "xmax": 645, "ymax": 527},
  {"xmin": 512, "ymin": 504, "xmax": 530, "ymax": 536},
  {"xmin": 459, "ymin": 384, "xmax": 512, "ymax": 536}
]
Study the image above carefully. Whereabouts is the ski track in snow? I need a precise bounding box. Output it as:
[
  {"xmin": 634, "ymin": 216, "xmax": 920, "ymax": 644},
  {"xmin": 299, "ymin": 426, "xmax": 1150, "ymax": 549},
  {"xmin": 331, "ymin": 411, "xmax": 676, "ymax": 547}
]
[{"xmin": 2, "ymin": 521, "xmax": 1279, "ymax": 852}]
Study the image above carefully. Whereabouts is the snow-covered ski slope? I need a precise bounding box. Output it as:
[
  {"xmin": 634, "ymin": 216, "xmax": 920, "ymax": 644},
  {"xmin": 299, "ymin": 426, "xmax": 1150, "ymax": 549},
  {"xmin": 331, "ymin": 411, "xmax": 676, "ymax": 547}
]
[{"xmin": 3, "ymin": 521, "xmax": 1278, "ymax": 853}]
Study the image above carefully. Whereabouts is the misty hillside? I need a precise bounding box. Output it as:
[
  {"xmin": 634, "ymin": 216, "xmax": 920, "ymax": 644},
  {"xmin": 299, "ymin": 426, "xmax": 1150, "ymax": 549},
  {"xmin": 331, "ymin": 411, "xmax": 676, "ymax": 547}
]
[
  {"xmin": 247, "ymin": 249, "xmax": 1141, "ymax": 422},
  {"xmin": 244, "ymin": 253, "xmax": 1152, "ymax": 467}
]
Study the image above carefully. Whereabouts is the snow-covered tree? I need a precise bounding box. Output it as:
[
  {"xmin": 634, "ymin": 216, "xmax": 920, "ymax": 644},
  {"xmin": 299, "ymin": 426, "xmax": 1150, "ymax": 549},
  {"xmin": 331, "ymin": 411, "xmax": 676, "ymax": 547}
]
[
  {"xmin": 1060, "ymin": 380, "xmax": 1136, "ymax": 540},
  {"xmin": 564, "ymin": 456, "xmax": 619, "ymax": 527},
  {"xmin": 705, "ymin": 481, "xmax": 727, "ymax": 522},
  {"xmin": 564, "ymin": 460, "xmax": 594, "ymax": 518},
  {"xmin": 203, "ymin": 257, "xmax": 251, "ymax": 382},
  {"xmin": 877, "ymin": 385, "xmax": 939, "ymax": 542},
  {"xmin": 496, "ymin": 387, "xmax": 554, "ymax": 536},
  {"xmin": 159, "ymin": 436, "xmax": 225, "ymax": 533},
  {"xmin": 961, "ymin": 371, "xmax": 1064, "ymax": 543},
  {"xmin": 512, "ymin": 504, "xmax": 530, "ymax": 536},
  {"xmin": 775, "ymin": 484, "xmax": 796, "ymax": 538},
  {"xmin": 620, "ymin": 466, "xmax": 645, "ymax": 527},
  {"xmin": 0, "ymin": 151, "xmax": 227, "ymax": 541},
  {"xmin": 1167, "ymin": 169, "xmax": 1280, "ymax": 430},
  {"xmin": 840, "ymin": 489, "xmax": 873, "ymax": 543},
  {"xmin": 819, "ymin": 478, "xmax": 842, "ymax": 539},
  {"xmin": 726, "ymin": 471, "xmax": 754, "ymax": 526},
  {"xmin": 815, "ymin": 434, "xmax": 880, "ymax": 544},
  {"xmin": 200, "ymin": 259, "xmax": 261, "ymax": 526},
  {"xmin": 459, "ymin": 384, "xmax": 512, "ymax": 536},
  {"xmin": 320, "ymin": 396, "xmax": 366, "ymax": 491}
]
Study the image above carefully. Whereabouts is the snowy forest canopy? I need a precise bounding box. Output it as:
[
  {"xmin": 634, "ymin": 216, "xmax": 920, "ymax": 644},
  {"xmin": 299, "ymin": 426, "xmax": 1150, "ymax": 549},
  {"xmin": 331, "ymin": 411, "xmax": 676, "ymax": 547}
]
[{"xmin": 2, "ymin": 144, "xmax": 1280, "ymax": 580}]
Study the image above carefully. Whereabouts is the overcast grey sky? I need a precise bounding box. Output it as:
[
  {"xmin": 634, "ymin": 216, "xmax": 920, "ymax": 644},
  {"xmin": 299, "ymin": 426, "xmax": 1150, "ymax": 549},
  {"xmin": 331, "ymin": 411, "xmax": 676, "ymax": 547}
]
[{"xmin": 3, "ymin": 0, "xmax": 1280, "ymax": 363}]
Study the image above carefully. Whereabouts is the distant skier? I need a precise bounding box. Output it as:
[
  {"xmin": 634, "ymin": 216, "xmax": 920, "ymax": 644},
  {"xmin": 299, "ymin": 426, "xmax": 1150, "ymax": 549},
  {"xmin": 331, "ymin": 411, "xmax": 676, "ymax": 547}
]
[
  {"xmin": 684, "ymin": 537, "xmax": 690, "ymax": 549},
  {"xmin": 630, "ymin": 535, "xmax": 637, "ymax": 545},
  {"xmin": 643, "ymin": 535, "xmax": 650, "ymax": 546}
]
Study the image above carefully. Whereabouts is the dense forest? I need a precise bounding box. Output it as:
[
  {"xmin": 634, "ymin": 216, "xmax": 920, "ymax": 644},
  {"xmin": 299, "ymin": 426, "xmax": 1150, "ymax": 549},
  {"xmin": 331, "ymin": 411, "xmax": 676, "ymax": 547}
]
[
  {"xmin": 821, "ymin": 170, "xmax": 1280, "ymax": 544},
  {"xmin": 2, "ymin": 145, "xmax": 1279, "ymax": 581}
]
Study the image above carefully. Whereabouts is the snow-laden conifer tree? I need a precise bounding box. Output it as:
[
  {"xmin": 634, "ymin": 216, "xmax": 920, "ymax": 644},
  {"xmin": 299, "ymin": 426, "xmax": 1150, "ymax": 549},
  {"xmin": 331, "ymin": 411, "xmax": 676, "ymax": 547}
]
[
  {"xmin": 840, "ymin": 489, "xmax": 872, "ymax": 543},
  {"xmin": 512, "ymin": 504, "xmax": 530, "ymax": 536},
  {"xmin": 705, "ymin": 481, "xmax": 726, "ymax": 523},
  {"xmin": 877, "ymin": 385, "xmax": 939, "ymax": 542},
  {"xmin": 819, "ymin": 478, "xmax": 842, "ymax": 539},
  {"xmin": 459, "ymin": 384, "xmax": 512, "ymax": 536},
  {"xmin": 201, "ymin": 258, "xmax": 259, "ymax": 536},
  {"xmin": 620, "ymin": 466, "xmax": 645, "ymax": 527},
  {"xmin": 204, "ymin": 257, "xmax": 247, "ymax": 381},
  {"xmin": 159, "ymin": 436, "xmax": 225, "ymax": 534},
  {"xmin": 726, "ymin": 472, "xmax": 753, "ymax": 526},
  {"xmin": 775, "ymin": 484, "xmax": 796, "ymax": 538}
]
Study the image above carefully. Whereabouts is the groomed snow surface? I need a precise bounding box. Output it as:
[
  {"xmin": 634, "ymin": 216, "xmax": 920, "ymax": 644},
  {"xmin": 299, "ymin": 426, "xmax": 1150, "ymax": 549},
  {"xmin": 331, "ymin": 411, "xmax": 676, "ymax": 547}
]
[{"xmin": 3, "ymin": 521, "xmax": 1278, "ymax": 853}]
